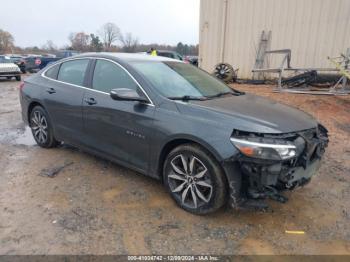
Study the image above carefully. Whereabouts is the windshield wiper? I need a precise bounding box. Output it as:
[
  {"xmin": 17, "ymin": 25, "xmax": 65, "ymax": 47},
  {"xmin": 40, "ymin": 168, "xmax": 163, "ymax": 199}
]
[
  {"xmin": 232, "ymin": 89, "xmax": 245, "ymax": 96},
  {"xmin": 167, "ymin": 95, "xmax": 208, "ymax": 101},
  {"xmin": 168, "ymin": 90, "xmax": 245, "ymax": 101},
  {"xmin": 206, "ymin": 91, "xmax": 233, "ymax": 98},
  {"xmin": 206, "ymin": 90, "xmax": 245, "ymax": 99}
]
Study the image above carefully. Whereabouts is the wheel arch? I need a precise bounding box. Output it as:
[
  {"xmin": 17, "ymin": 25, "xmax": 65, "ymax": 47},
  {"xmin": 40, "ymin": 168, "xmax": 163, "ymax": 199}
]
[
  {"xmin": 27, "ymin": 101, "xmax": 45, "ymax": 124},
  {"xmin": 157, "ymin": 136, "xmax": 225, "ymax": 182},
  {"xmin": 27, "ymin": 101, "xmax": 56, "ymax": 135}
]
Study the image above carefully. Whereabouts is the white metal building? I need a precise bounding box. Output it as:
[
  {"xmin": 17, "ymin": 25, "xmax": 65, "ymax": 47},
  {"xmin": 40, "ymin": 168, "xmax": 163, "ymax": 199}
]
[{"xmin": 199, "ymin": 0, "xmax": 350, "ymax": 79}]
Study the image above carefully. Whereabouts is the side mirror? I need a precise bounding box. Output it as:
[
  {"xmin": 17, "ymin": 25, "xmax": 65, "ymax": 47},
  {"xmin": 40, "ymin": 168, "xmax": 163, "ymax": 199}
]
[{"xmin": 110, "ymin": 88, "xmax": 148, "ymax": 103}]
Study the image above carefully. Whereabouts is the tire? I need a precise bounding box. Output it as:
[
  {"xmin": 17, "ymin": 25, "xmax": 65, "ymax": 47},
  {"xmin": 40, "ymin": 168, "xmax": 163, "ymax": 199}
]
[
  {"xmin": 163, "ymin": 144, "xmax": 227, "ymax": 215},
  {"xmin": 15, "ymin": 75, "xmax": 21, "ymax": 81},
  {"xmin": 213, "ymin": 63, "xmax": 235, "ymax": 83},
  {"xmin": 29, "ymin": 106, "xmax": 59, "ymax": 148}
]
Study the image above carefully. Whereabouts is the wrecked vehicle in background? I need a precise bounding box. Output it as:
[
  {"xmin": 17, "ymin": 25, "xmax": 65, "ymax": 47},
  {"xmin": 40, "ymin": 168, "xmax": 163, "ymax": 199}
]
[
  {"xmin": 0, "ymin": 55, "xmax": 21, "ymax": 81},
  {"xmin": 20, "ymin": 53, "xmax": 328, "ymax": 214}
]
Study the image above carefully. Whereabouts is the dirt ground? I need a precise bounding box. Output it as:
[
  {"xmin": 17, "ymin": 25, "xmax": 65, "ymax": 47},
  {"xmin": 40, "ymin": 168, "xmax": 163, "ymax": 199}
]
[{"xmin": 0, "ymin": 77, "xmax": 349, "ymax": 255}]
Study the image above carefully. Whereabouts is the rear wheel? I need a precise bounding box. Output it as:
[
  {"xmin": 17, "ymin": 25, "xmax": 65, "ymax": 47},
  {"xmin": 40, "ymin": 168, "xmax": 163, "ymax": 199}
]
[
  {"xmin": 164, "ymin": 144, "xmax": 227, "ymax": 215},
  {"xmin": 29, "ymin": 106, "xmax": 59, "ymax": 148}
]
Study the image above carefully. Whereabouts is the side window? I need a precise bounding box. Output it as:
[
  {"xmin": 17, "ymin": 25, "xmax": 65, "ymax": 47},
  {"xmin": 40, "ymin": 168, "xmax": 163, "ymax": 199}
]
[
  {"xmin": 44, "ymin": 64, "xmax": 60, "ymax": 79},
  {"xmin": 57, "ymin": 59, "xmax": 89, "ymax": 86},
  {"xmin": 92, "ymin": 60, "xmax": 139, "ymax": 93}
]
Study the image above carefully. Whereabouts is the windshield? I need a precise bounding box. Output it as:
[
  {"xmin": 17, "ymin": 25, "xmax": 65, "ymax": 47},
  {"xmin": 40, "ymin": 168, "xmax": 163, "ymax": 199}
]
[
  {"xmin": 131, "ymin": 61, "xmax": 235, "ymax": 99},
  {"xmin": 0, "ymin": 56, "xmax": 11, "ymax": 63}
]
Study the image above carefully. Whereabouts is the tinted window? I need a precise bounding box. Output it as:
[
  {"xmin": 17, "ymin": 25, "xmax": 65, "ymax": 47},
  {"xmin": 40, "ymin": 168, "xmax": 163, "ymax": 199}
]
[
  {"xmin": 131, "ymin": 61, "xmax": 233, "ymax": 98},
  {"xmin": 45, "ymin": 64, "xmax": 60, "ymax": 79},
  {"xmin": 0, "ymin": 56, "xmax": 11, "ymax": 63},
  {"xmin": 92, "ymin": 60, "xmax": 139, "ymax": 93},
  {"xmin": 57, "ymin": 59, "xmax": 89, "ymax": 86}
]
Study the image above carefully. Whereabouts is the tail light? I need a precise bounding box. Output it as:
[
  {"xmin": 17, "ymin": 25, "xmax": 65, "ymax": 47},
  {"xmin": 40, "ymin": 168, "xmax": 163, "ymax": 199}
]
[{"xmin": 19, "ymin": 82, "xmax": 25, "ymax": 91}]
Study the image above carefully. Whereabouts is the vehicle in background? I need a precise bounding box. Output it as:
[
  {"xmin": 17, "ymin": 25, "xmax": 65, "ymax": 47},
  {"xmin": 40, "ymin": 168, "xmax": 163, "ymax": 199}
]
[
  {"xmin": 7, "ymin": 55, "xmax": 27, "ymax": 73},
  {"xmin": 183, "ymin": 55, "xmax": 198, "ymax": 67},
  {"xmin": 24, "ymin": 50, "xmax": 80, "ymax": 73},
  {"xmin": 43, "ymin": 53, "xmax": 57, "ymax": 58},
  {"xmin": 147, "ymin": 50, "xmax": 184, "ymax": 61},
  {"xmin": 24, "ymin": 56, "xmax": 58, "ymax": 73},
  {"xmin": 0, "ymin": 55, "xmax": 21, "ymax": 81},
  {"xmin": 55, "ymin": 50, "xmax": 80, "ymax": 58}
]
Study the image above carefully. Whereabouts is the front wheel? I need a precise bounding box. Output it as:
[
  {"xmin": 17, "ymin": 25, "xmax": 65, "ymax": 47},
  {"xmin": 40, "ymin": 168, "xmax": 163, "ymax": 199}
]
[
  {"xmin": 164, "ymin": 144, "xmax": 227, "ymax": 215},
  {"xmin": 29, "ymin": 106, "xmax": 59, "ymax": 148}
]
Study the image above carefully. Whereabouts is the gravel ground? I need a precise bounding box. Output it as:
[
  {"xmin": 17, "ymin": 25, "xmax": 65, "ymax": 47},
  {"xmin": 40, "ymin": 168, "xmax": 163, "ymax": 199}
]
[{"xmin": 0, "ymin": 77, "xmax": 349, "ymax": 255}]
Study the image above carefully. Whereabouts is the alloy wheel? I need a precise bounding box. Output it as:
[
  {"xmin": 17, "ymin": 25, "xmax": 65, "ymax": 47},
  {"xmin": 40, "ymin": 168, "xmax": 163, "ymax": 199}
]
[
  {"xmin": 168, "ymin": 154, "xmax": 213, "ymax": 209},
  {"xmin": 31, "ymin": 110, "xmax": 48, "ymax": 144}
]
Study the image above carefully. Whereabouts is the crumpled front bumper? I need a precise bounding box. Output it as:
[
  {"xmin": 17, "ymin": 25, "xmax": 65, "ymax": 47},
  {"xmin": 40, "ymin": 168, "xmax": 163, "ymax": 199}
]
[{"xmin": 226, "ymin": 126, "xmax": 329, "ymax": 206}]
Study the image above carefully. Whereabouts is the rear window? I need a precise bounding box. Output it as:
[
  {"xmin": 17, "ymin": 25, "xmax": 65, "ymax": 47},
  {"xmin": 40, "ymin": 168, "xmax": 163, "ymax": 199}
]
[
  {"xmin": 44, "ymin": 64, "xmax": 60, "ymax": 80},
  {"xmin": 57, "ymin": 59, "xmax": 89, "ymax": 86}
]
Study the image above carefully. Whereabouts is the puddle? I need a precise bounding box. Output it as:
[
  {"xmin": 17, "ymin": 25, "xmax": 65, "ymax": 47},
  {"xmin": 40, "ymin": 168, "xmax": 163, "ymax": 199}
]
[{"xmin": 0, "ymin": 126, "xmax": 36, "ymax": 146}]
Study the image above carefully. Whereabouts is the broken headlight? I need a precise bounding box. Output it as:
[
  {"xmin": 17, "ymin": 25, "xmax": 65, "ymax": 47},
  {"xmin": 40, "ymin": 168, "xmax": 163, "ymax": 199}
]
[{"xmin": 230, "ymin": 137, "xmax": 297, "ymax": 160}]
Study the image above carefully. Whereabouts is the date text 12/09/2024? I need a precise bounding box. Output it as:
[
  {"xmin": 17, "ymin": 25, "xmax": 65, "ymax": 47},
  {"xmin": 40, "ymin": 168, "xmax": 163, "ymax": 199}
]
[{"xmin": 127, "ymin": 255, "xmax": 220, "ymax": 261}]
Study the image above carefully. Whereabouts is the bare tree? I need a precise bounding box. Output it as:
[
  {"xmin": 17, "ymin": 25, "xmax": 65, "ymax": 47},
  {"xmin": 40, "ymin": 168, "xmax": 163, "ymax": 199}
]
[
  {"xmin": 120, "ymin": 32, "xmax": 139, "ymax": 53},
  {"xmin": 0, "ymin": 29, "xmax": 14, "ymax": 53},
  {"xmin": 42, "ymin": 40, "xmax": 57, "ymax": 52},
  {"xmin": 68, "ymin": 32, "xmax": 91, "ymax": 52},
  {"xmin": 99, "ymin": 22, "xmax": 121, "ymax": 50}
]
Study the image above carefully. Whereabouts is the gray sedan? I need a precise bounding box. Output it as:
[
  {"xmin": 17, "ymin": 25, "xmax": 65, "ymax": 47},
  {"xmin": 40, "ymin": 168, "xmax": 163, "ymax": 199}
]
[{"xmin": 20, "ymin": 53, "xmax": 328, "ymax": 214}]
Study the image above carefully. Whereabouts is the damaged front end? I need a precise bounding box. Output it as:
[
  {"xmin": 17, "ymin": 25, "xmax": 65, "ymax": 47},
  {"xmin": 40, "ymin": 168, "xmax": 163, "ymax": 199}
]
[{"xmin": 230, "ymin": 124, "xmax": 329, "ymax": 205}]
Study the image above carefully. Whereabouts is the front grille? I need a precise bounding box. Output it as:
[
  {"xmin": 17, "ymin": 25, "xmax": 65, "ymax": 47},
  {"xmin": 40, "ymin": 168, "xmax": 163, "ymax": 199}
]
[{"xmin": 0, "ymin": 71, "xmax": 20, "ymax": 76}]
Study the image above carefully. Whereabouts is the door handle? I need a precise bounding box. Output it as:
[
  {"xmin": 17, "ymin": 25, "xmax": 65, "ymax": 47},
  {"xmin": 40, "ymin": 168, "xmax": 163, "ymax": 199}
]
[
  {"xmin": 46, "ymin": 87, "xmax": 56, "ymax": 94},
  {"xmin": 84, "ymin": 97, "xmax": 97, "ymax": 105}
]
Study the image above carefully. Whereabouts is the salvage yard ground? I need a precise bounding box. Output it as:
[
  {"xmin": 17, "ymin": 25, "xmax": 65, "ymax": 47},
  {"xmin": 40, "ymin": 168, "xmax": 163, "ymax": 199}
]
[{"xmin": 0, "ymin": 77, "xmax": 349, "ymax": 255}]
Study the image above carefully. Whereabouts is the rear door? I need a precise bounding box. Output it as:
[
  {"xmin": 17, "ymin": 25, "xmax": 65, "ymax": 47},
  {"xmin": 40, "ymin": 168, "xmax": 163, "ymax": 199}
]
[
  {"xmin": 42, "ymin": 58, "xmax": 90, "ymax": 144},
  {"xmin": 82, "ymin": 59, "xmax": 155, "ymax": 172}
]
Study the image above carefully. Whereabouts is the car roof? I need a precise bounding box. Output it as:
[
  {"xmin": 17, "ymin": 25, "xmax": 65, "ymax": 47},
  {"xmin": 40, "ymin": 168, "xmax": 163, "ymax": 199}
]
[{"xmin": 75, "ymin": 52, "xmax": 180, "ymax": 63}]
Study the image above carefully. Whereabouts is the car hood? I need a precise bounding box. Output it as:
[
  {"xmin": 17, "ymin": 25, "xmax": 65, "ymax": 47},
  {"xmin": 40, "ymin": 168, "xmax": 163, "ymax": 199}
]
[{"xmin": 182, "ymin": 94, "xmax": 317, "ymax": 133}]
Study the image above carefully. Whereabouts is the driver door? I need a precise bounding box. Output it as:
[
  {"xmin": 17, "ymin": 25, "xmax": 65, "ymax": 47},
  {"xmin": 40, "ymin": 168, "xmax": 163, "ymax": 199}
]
[{"xmin": 82, "ymin": 59, "xmax": 155, "ymax": 173}]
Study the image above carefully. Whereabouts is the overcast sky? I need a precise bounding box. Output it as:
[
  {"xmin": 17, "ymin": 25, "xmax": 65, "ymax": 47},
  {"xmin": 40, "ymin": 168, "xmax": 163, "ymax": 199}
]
[{"xmin": 0, "ymin": 0, "xmax": 200, "ymax": 48}]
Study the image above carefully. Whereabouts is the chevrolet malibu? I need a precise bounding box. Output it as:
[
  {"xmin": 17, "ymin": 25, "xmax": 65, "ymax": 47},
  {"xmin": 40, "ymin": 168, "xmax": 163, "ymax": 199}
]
[{"xmin": 20, "ymin": 53, "xmax": 328, "ymax": 214}]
